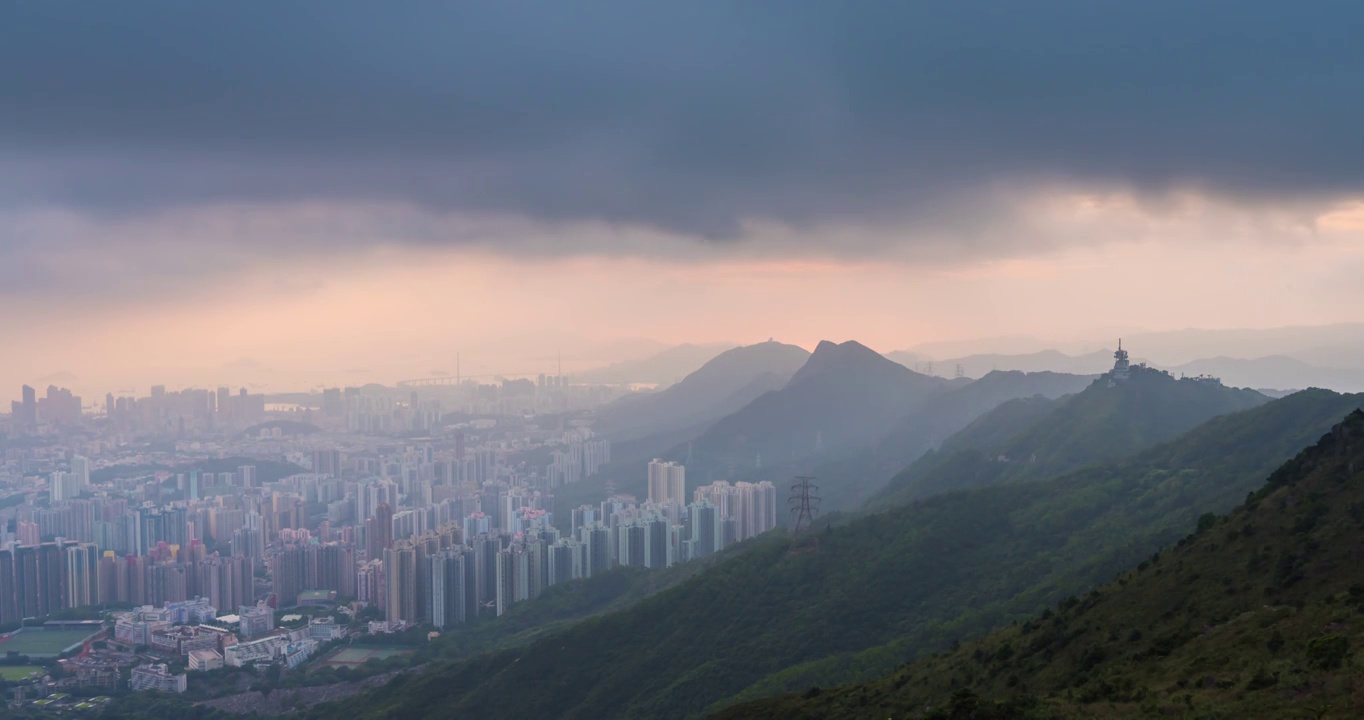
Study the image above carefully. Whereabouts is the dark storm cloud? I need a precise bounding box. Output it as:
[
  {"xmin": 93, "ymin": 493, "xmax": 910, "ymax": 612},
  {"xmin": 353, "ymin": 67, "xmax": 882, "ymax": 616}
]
[{"xmin": 3, "ymin": 1, "xmax": 1364, "ymax": 242}]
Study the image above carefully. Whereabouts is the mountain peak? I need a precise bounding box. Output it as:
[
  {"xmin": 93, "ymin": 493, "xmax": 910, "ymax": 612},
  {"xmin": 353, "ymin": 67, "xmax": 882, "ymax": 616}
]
[
  {"xmin": 790, "ymin": 340, "xmax": 907, "ymax": 386},
  {"xmin": 591, "ymin": 340, "xmax": 809, "ymax": 441}
]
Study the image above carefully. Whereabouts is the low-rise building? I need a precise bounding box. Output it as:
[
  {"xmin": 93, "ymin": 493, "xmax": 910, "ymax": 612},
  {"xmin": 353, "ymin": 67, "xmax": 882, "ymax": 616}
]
[
  {"xmin": 114, "ymin": 614, "xmax": 169, "ymax": 647},
  {"xmin": 224, "ymin": 636, "xmax": 282, "ymax": 667},
  {"xmin": 129, "ymin": 664, "xmax": 187, "ymax": 693},
  {"xmin": 281, "ymin": 639, "xmax": 318, "ymax": 669},
  {"xmin": 307, "ymin": 617, "xmax": 344, "ymax": 642},
  {"xmin": 222, "ymin": 628, "xmax": 316, "ymax": 668},
  {"xmin": 80, "ymin": 667, "xmax": 122, "ymax": 690},
  {"xmin": 149, "ymin": 625, "xmax": 222, "ymax": 656},
  {"xmin": 164, "ymin": 597, "xmax": 217, "ymax": 624},
  {"xmin": 187, "ymin": 649, "xmax": 224, "ymax": 672},
  {"xmin": 238, "ymin": 603, "xmax": 275, "ymax": 639}
]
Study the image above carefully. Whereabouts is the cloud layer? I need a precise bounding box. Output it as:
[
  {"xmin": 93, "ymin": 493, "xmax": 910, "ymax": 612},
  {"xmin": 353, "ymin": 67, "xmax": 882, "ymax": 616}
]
[{"xmin": 5, "ymin": 1, "xmax": 1364, "ymax": 242}]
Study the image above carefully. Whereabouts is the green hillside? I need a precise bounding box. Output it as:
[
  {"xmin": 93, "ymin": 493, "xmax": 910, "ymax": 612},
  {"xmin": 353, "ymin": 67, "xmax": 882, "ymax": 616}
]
[
  {"xmin": 724, "ymin": 410, "xmax": 1364, "ymax": 719},
  {"xmin": 324, "ymin": 389, "xmax": 1362, "ymax": 720},
  {"xmin": 800, "ymin": 371, "xmax": 1090, "ymax": 512},
  {"xmin": 874, "ymin": 367, "xmax": 1269, "ymax": 508},
  {"xmin": 687, "ymin": 341, "xmax": 951, "ymax": 470},
  {"xmin": 681, "ymin": 371, "xmax": 1088, "ymax": 514}
]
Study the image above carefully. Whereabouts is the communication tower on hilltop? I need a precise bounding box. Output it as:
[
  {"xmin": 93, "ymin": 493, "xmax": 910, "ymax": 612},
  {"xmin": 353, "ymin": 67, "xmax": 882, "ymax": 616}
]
[
  {"xmin": 1111, "ymin": 339, "xmax": 1131, "ymax": 381},
  {"xmin": 789, "ymin": 475, "xmax": 822, "ymax": 554}
]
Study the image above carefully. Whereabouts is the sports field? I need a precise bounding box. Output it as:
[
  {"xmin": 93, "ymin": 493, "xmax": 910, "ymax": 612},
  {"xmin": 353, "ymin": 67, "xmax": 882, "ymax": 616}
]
[
  {"xmin": 0, "ymin": 629, "xmax": 98, "ymax": 657},
  {"xmin": 0, "ymin": 665, "xmax": 45, "ymax": 681},
  {"xmin": 318, "ymin": 645, "xmax": 413, "ymax": 668}
]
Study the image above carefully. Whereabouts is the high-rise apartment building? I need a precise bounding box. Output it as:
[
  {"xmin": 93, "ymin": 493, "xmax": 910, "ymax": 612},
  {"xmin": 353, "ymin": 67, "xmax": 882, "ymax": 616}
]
[
  {"xmin": 0, "ymin": 548, "xmax": 17, "ymax": 625},
  {"xmin": 647, "ymin": 459, "xmax": 686, "ymax": 505},
  {"xmin": 427, "ymin": 549, "xmax": 468, "ymax": 629},
  {"xmin": 65, "ymin": 543, "xmax": 100, "ymax": 609},
  {"xmin": 366, "ymin": 502, "xmax": 394, "ymax": 561},
  {"xmin": 71, "ymin": 455, "xmax": 91, "ymax": 491},
  {"xmin": 688, "ymin": 501, "xmax": 719, "ymax": 559},
  {"xmin": 384, "ymin": 541, "xmax": 425, "ymax": 624}
]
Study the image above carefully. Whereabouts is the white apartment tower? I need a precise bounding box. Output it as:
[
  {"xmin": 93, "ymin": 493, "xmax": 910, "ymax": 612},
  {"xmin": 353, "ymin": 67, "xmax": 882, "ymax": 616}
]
[{"xmin": 647, "ymin": 459, "xmax": 686, "ymax": 505}]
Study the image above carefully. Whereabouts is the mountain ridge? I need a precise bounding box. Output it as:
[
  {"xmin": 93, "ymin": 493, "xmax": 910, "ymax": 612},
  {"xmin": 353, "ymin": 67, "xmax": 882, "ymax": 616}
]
[
  {"xmin": 872, "ymin": 366, "xmax": 1269, "ymax": 508},
  {"xmin": 722, "ymin": 409, "xmax": 1364, "ymax": 719},
  {"xmin": 591, "ymin": 340, "xmax": 809, "ymax": 442},
  {"xmin": 576, "ymin": 342, "xmax": 737, "ymax": 386},
  {"xmin": 683, "ymin": 340, "xmax": 952, "ymax": 469}
]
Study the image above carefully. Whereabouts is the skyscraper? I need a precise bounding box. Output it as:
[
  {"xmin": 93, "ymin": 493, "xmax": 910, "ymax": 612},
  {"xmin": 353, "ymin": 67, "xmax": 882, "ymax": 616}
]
[
  {"xmin": 270, "ymin": 545, "xmax": 306, "ymax": 609},
  {"xmin": 0, "ymin": 548, "xmax": 17, "ymax": 625},
  {"xmin": 11, "ymin": 384, "xmax": 38, "ymax": 427},
  {"xmin": 647, "ymin": 459, "xmax": 686, "ymax": 505},
  {"xmin": 689, "ymin": 501, "xmax": 718, "ymax": 559},
  {"xmin": 38, "ymin": 542, "xmax": 65, "ymax": 616},
  {"xmin": 644, "ymin": 515, "xmax": 670, "ymax": 569},
  {"xmin": 321, "ymin": 388, "xmax": 343, "ymax": 417},
  {"xmin": 197, "ymin": 555, "xmax": 252, "ymax": 613},
  {"xmin": 15, "ymin": 545, "xmax": 41, "ymax": 618},
  {"xmin": 71, "ymin": 455, "xmax": 91, "ymax": 493},
  {"xmin": 65, "ymin": 543, "xmax": 100, "ymax": 609},
  {"xmin": 50, "ymin": 471, "xmax": 70, "ymax": 502},
  {"xmin": 384, "ymin": 541, "xmax": 424, "ymax": 624},
  {"xmin": 367, "ymin": 502, "xmax": 394, "ymax": 561},
  {"xmin": 667, "ymin": 463, "xmax": 686, "ymax": 506},
  {"xmin": 427, "ymin": 550, "xmax": 466, "ymax": 629}
]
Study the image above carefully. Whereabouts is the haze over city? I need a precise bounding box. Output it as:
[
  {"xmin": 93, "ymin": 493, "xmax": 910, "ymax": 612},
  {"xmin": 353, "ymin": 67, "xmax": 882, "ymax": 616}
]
[{"xmin": 4, "ymin": 3, "xmax": 1364, "ymax": 719}]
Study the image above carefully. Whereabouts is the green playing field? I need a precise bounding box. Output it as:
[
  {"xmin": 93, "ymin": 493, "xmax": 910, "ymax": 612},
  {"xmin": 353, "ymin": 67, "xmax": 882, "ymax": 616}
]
[
  {"xmin": 0, "ymin": 629, "xmax": 97, "ymax": 657},
  {"xmin": 0, "ymin": 665, "xmax": 45, "ymax": 681}
]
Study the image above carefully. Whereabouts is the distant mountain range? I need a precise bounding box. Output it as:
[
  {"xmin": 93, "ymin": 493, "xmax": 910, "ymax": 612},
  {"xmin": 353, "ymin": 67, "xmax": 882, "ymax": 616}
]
[
  {"xmin": 872, "ymin": 365, "xmax": 1269, "ymax": 507},
  {"xmin": 592, "ymin": 336, "xmax": 1360, "ymax": 515},
  {"xmin": 685, "ymin": 340, "xmax": 952, "ymax": 469},
  {"xmin": 896, "ymin": 322, "xmax": 1364, "ymax": 368},
  {"xmin": 1164, "ymin": 354, "xmax": 1364, "ymax": 393},
  {"xmin": 889, "ymin": 347, "xmax": 1364, "ymax": 393},
  {"xmin": 589, "ymin": 344, "xmax": 1094, "ymax": 511},
  {"xmin": 591, "ymin": 341, "xmax": 809, "ymax": 442},
  {"xmin": 886, "ymin": 348, "xmax": 1116, "ymax": 377},
  {"xmin": 575, "ymin": 342, "xmax": 736, "ymax": 386}
]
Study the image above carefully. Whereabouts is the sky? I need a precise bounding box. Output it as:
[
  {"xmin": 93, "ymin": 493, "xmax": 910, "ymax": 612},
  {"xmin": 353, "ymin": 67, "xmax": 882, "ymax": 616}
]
[{"xmin": 4, "ymin": 2, "xmax": 1364, "ymax": 401}]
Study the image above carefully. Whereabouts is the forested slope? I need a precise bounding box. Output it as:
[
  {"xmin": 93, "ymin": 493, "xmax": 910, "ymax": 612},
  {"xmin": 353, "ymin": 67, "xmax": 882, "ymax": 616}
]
[{"xmin": 724, "ymin": 410, "xmax": 1364, "ymax": 719}]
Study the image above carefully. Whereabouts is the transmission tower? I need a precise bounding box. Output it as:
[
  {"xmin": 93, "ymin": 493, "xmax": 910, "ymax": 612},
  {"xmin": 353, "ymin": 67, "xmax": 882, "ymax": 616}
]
[{"xmin": 790, "ymin": 476, "xmax": 820, "ymax": 533}]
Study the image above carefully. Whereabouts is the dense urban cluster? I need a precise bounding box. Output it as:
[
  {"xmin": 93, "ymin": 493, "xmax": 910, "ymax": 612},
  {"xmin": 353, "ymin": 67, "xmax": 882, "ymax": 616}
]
[{"xmin": 0, "ymin": 374, "xmax": 777, "ymax": 705}]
